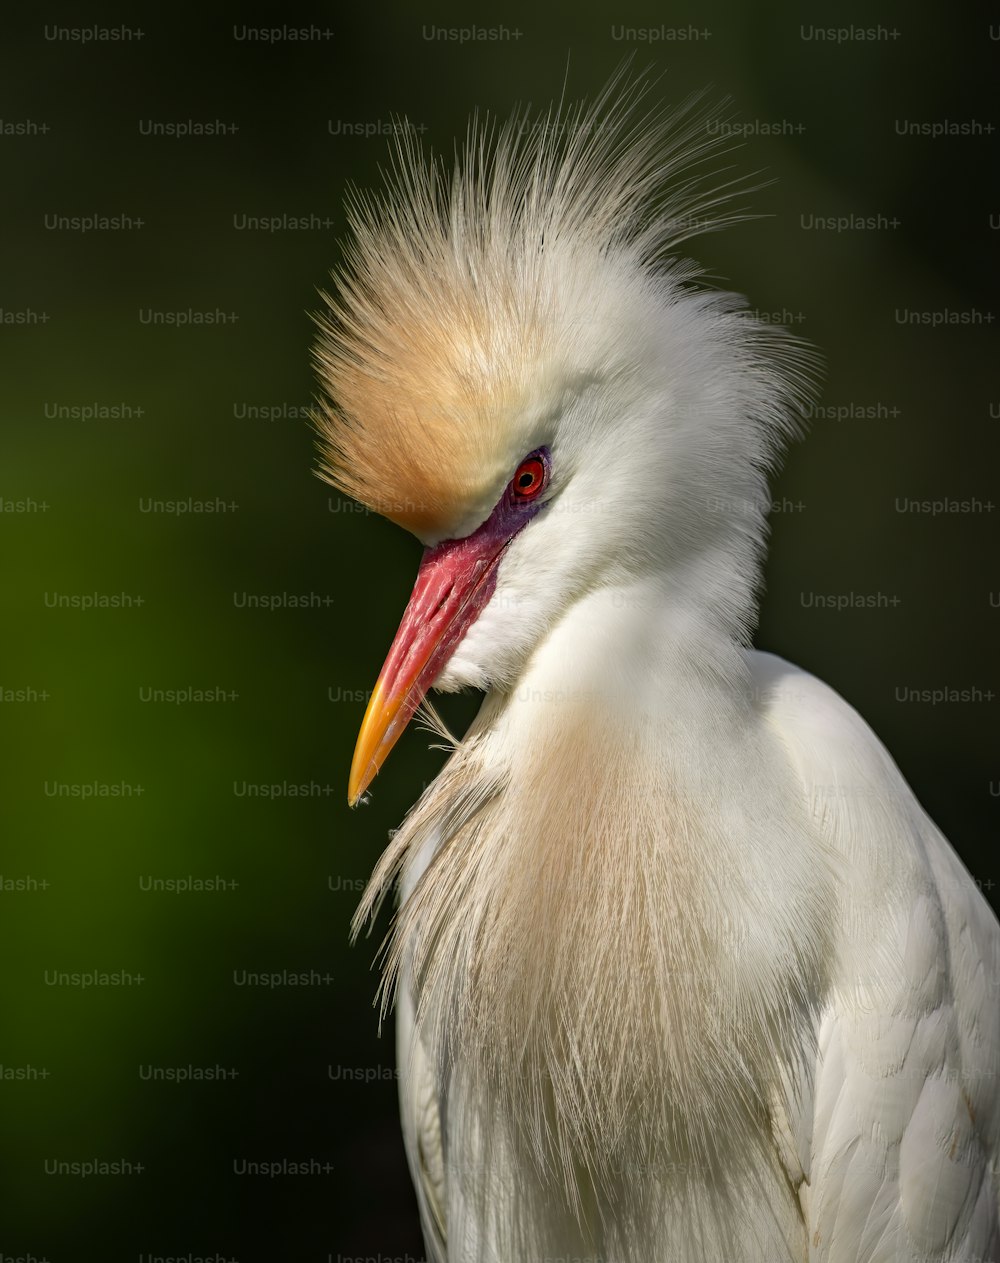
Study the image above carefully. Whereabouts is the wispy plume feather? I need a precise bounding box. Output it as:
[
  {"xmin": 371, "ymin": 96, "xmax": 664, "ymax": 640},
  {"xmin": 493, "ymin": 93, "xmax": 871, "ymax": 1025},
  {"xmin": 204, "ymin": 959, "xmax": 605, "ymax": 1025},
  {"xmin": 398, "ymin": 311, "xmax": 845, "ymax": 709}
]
[{"xmin": 311, "ymin": 65, "xmax": 794, "ymax": 539}]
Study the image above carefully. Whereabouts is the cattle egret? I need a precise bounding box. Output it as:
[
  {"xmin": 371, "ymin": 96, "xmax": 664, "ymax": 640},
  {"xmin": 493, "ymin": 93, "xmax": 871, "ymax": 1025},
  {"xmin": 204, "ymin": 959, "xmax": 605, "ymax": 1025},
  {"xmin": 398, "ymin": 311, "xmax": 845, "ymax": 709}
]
[{"xmin": 313, "ymin": 75, "xmax": 1000, "ymax": 1262}]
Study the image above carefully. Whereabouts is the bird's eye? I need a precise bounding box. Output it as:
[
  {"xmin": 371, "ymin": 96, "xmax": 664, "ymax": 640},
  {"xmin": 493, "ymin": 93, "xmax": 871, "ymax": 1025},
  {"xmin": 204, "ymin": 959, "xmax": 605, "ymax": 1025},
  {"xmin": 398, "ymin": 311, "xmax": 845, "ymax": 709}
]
[{"xmin": 511, "ymin": 452, "xmax": 547, "ymax": 501}]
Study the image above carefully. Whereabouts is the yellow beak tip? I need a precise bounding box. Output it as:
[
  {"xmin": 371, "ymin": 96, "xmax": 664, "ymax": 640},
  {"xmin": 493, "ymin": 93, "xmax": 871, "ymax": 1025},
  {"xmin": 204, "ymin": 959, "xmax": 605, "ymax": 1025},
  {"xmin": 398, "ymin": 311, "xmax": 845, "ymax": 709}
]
[
  {"xmin": 347, "ymin": 773, "xmax": 368, "ymax": 809},
  {"xmin": 347, "ymin": 751, "xmax": 378, "ymax": 808},
  {"xmin": 346, "ymin": 679, "xmax": 400, "ymax": 811}
]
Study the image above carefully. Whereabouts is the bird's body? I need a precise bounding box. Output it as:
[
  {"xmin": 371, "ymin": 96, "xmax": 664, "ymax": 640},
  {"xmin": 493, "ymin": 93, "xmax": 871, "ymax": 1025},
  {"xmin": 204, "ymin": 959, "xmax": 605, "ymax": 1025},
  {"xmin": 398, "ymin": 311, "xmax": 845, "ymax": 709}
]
[
  {"xmin": 388, "ymin": 646, "xmax": 1000, "ymax": 1262},
  {"xmin": 315, "ymin": 75, "xmax": 1000, "ymax": 1261}
]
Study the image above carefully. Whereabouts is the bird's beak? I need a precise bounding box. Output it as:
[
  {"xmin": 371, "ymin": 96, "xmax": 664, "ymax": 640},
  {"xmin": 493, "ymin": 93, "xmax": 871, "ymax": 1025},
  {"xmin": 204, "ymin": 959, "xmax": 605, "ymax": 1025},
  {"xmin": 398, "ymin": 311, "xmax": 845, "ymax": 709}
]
[{"xmin": 347, "ymin": 521, "xmax": 513, "ymax": 806}]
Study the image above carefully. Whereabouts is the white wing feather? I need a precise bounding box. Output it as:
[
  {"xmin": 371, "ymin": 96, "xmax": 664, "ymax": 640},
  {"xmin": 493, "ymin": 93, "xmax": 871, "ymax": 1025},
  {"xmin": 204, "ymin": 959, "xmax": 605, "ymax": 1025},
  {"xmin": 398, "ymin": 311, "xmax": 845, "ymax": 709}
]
[{"xmin": 755, "ymin": 651, "xmax": 1000, "ymax": 1263}]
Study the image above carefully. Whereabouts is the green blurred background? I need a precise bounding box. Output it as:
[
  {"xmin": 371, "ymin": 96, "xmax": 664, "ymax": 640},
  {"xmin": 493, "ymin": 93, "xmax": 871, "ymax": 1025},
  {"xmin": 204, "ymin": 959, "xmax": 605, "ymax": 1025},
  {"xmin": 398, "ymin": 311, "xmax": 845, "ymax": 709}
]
[{"xmin": 2, "ymin": 3, "xmax": 997, "ymax": 1258}]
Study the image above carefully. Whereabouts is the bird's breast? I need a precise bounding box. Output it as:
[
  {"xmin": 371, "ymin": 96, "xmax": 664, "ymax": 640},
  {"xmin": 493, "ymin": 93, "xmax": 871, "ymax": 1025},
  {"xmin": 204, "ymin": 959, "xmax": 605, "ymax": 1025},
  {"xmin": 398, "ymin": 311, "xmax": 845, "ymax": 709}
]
[{"xmin": 389, "ymin": 683, "xmax": 833, "ymax": 1257}]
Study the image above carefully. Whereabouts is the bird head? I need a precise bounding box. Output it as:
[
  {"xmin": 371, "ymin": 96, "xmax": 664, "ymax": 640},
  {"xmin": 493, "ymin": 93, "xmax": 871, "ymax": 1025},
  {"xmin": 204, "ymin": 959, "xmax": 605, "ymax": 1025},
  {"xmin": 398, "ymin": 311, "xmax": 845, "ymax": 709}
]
[{"xmin": 313, "ymin": 75, "xmax": 814, "ymax": 805}]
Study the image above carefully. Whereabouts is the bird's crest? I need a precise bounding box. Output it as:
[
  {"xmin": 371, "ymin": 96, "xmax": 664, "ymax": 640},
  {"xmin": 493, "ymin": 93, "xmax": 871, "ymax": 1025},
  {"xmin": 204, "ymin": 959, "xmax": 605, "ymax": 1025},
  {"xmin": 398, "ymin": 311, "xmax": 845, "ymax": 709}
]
[{"xmin": 312, "ymin": 69, "xmax": 757, "ymax": 538}]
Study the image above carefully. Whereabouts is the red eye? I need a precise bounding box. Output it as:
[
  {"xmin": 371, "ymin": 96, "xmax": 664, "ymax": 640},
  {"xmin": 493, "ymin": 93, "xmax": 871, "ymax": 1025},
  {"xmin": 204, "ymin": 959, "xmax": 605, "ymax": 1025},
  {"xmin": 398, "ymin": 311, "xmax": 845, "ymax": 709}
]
[{"xmin": 512, "ymin": 454, "xmax": 546, "ymax": 500}]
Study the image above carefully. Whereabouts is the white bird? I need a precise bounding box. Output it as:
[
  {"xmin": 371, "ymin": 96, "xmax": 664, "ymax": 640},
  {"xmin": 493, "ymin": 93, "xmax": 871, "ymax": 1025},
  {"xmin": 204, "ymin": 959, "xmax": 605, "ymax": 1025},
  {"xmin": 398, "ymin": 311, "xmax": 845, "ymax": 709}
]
[{"xmin": 313, "ymin": 75, "xmax": 1000, "ymax": 1263}]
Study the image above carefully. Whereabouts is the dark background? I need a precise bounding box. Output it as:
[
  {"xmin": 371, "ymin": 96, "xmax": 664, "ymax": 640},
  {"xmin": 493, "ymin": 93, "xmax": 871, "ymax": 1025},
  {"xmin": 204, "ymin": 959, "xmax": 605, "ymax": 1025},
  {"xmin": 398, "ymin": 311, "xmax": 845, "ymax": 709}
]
[{"xmin": 2, "ymin": 4, "xmax": 997, "ymax": 1259}]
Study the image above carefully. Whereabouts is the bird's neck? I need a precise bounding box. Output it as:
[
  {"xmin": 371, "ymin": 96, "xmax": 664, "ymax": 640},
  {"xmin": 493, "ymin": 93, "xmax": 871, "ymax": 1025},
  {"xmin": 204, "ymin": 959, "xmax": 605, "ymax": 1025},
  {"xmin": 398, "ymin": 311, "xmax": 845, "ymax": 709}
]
[{"xmin": 493, "ymin": 577, "xmax": 757, "ymax": 769}]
